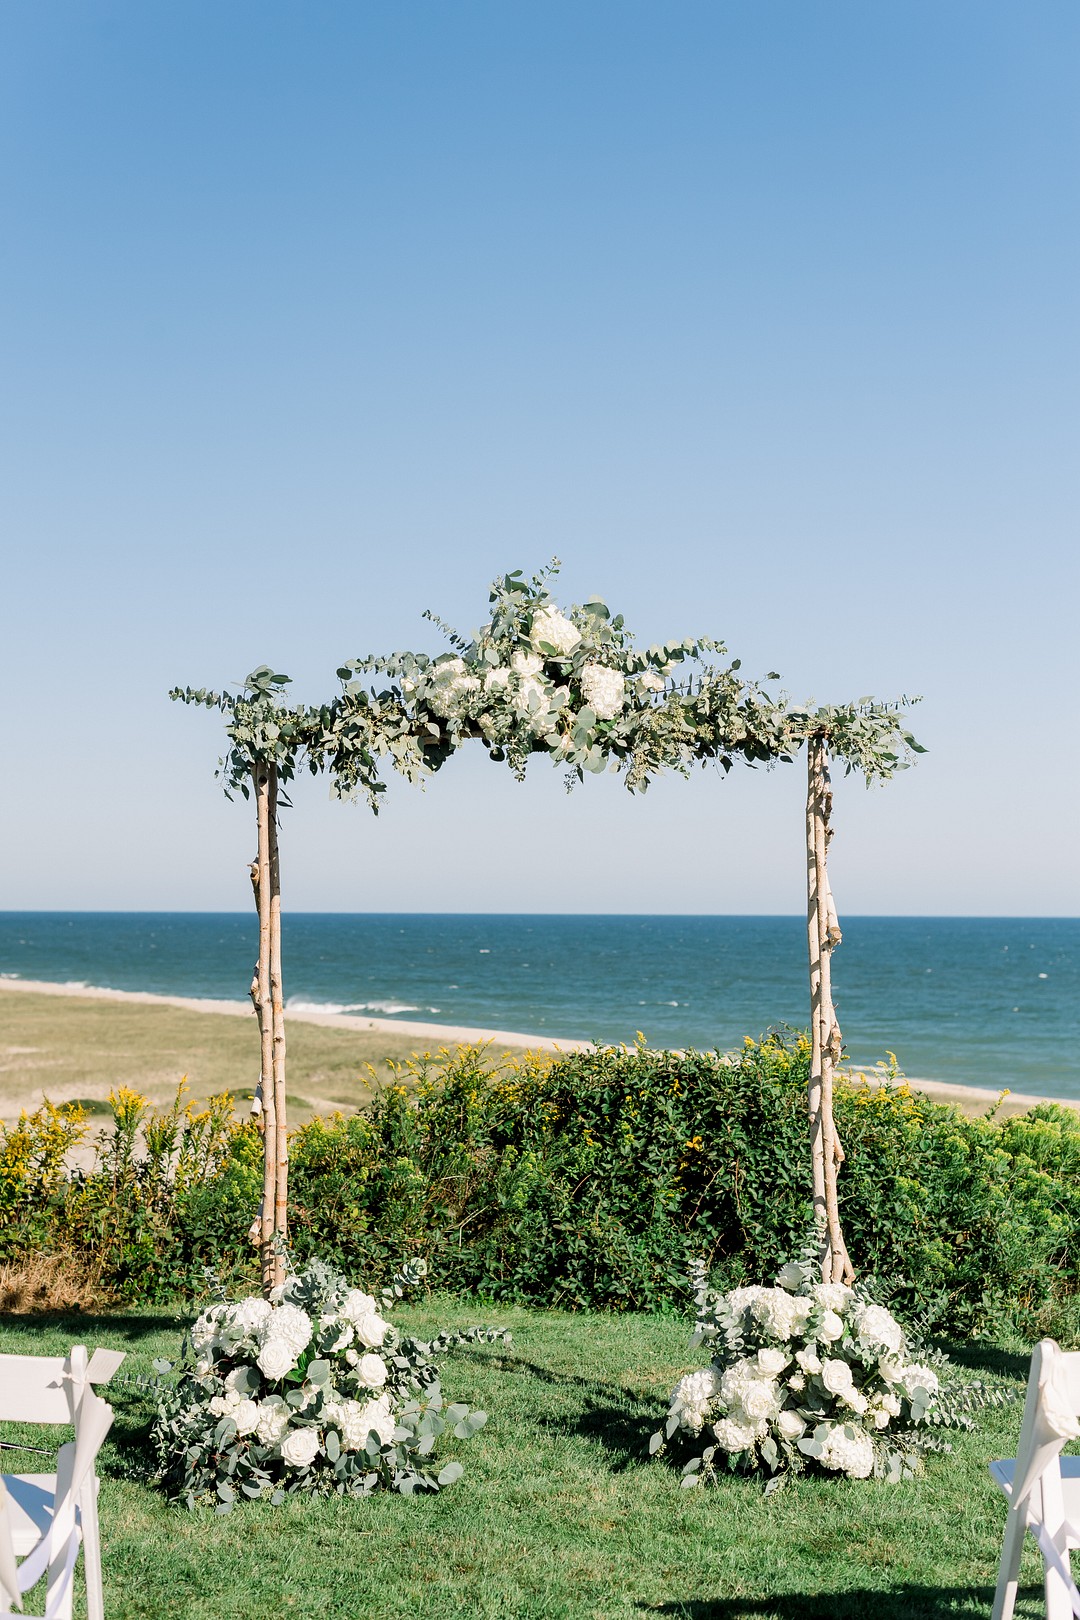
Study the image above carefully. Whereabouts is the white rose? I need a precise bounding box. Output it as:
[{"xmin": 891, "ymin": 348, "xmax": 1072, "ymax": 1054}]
[
  {"xmin": 636, "ymin": 670, "xmax": 666, "ymax": 694},
  {"xmin": 872, "ymin": 1407, "xmax": 890, "ymax": 1429},
  {"xmin": 484, "ymin": 666, "xmax": 511, "ymax": 692},
  {"xmin": 353, "ymin": 1312, "xmax": 387, "ymax": 1349},
  {"xmin": 739, "ymin": 1380, "xmax": 778, "ymax": 1422},
  {"xmin": 879, "ymin": 1357, "xmax": 905, "ymax": 1387},
  {"xmin": 256, "ymin": 1337, "xmax": 296, "ymax": 1381},
  {"xmin": 529, "ymin": 607, "xmax": 580, "ymax": 656},
  {"xmin": 795, "ymin": 1347, "xmax": 822, "ymax": 1376},
  {"xmin": 819, "ymin": 1310, "xmax": 845, "ymax": 1343},
  {"xmin": 511, "ymin": 650, "xmax": 543, "ymax": 677},
  {"xmin": 757, "ymin": 1348, "xmax": 790, "ymax": 1378},
  {"xmin": 356, "ymin": 1353, "xmax": 387, "ymax": 1388},
  {"xmin": 787, "ymin": 1372, "xmax": 806, "ymax": 1394},
  {"xmin": 341, "ymin": 1291, "xmax": 379, "ymax": 1325},
  {"xmin": 821, "ymin": 1359, "xmax": 855, "ymax": 1397},
  {"xmin": 579, "ymin": 663, "xmax": 627, "ymax": 721},
  {"xmin": 233, "ymin": 1399, "xmax": 261, "ymax": 1437},
  {"xmin": 776, "ymin": 1408, "xmax": 806, "ymax": 1439},
  {"xmin": 280, "ymin": 1426, "xmax": 320, "ymax": 1469},
  {"xmin": 776, "ymin": 1262, "xmax": 807, "ymax": 1292}
]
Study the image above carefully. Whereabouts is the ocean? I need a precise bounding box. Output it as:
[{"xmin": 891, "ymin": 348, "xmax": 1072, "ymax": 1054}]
[{"xmin": 0, "ymin": 912, "xmax": 1076, "ymax": 1099}]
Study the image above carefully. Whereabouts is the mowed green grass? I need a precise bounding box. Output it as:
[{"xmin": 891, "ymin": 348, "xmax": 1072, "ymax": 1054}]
[{"xmin": 0, "ymin": 1304, "xmax": 1053, "ymax": 1620}]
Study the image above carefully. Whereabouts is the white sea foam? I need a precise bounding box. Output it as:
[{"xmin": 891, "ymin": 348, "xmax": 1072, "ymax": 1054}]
[{"xmin": 286, "ymin": 998, "xmax": 423, "ymax": 1017}]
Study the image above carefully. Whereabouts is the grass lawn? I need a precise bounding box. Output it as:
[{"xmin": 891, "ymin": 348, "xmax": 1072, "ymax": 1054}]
[{"xmin": 0, "ymin": 1301, "xmax": 1055, "ymax": 1619}]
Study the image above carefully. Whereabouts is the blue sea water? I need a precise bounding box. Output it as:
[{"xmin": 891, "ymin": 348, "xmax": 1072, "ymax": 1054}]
[{"xmin": 0, "ymin": 912, "xmax": 1076, "ymax": 1099}]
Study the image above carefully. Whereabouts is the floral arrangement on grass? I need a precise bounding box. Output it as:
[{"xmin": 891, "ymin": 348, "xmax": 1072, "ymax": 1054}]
[
  {"xmin": 151, "ymin": 1258, "xmax": 508, "ymax": 1510},
  {"xmin": 651, "ymin": 1253, "xmax": 1012, "ymax": 1486}
]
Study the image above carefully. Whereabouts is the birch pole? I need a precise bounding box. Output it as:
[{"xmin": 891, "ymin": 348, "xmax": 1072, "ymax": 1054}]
[
  {"xmin": 248, "ymin": 759, "xmax": 285, "ymax": 1294},
  {"xmin": 267, "ymin": 766, "xmax": 289, "ymax": 1284},
  {"xmin": 805, "ymin": 734, "xmax": 853, "ymax": 1285}
]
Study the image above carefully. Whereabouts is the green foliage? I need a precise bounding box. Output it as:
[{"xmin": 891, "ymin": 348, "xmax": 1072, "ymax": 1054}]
[
  {"xmin": 172, "ymin": 565, "xmax": 924, "ymax": 811},
  {"xmin": 7, "ymin": 1041, "xmax": 1078, "ymax": 1338}
]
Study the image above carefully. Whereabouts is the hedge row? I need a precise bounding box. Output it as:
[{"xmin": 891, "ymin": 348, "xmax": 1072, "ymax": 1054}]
[{"xmin": 3, "ymin": 1036, "xmax": 1078, "ymax": 1337}]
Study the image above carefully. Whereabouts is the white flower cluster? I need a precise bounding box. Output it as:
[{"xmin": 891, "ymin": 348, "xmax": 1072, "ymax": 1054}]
[
  {"xmin": 665, "ymin": 1264, "xmax": 942, "ymax": 1482},
  {"xmin": 183, "ymin": 1271, "xmax": 394, "ymax": 1475},
  {"xmin": 387, "ymin": 574, "xmax": 686, "ymax": 772}
]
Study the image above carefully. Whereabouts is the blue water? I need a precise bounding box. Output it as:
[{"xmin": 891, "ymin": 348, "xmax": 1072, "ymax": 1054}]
[{"xmin": 0, "ymin": 913, "xmax": 1076, "ymax": 1098}]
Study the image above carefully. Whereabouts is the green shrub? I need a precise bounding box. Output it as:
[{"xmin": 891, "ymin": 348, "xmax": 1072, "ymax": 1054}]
[{"xmin": 3, "ymin": 1037, "xmax": 1079, "ymax": 1337}]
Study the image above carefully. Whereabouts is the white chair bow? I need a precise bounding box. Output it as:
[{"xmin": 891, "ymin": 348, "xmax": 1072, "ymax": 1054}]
[{"xmin": 991, "ymin": 1339, "xmax": 1080, "ymax": 1620}]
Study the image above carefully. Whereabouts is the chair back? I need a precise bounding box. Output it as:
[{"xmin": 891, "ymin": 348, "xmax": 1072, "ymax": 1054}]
[
  {"xmin": 0, "ymin": 1388, "xmax": 114, "ymax": 1617},
  {"xmin": 0, "ymin": 1347, "xmax": 126, "ymax": 1430},
  {"xmin": 1012, "ymin": 1340, "xmax": 1080, "ymax": 1509}
]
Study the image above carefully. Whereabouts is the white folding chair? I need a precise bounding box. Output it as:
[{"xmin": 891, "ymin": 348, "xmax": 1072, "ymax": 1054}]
[
  {"xmin": 990, "ymin": 1338, "xmax": 1080, "ymax": 1620},
  {"xmin": 0, "ymin": 1347, "xmax": 124, "ymax": 1620}
]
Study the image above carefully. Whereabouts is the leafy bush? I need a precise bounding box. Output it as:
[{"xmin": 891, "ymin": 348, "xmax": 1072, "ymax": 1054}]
[{"xmin": 4, "ymin": 1037, "xmax": 1080, "ymax": 1337}]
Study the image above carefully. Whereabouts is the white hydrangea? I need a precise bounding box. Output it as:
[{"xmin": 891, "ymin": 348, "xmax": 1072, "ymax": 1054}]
[
  {"xmin": 580, "ymin": 663, "xmax": 627, "ymax": 721},
  {"xmin": 358, "ymin": 1394, "xmax": 396, "ymax": 1447},
  {"xmin": 191, "ymin": 1305, "xmax": 226, "ymax": 1353},
  {"xmin": 852, "ymin": 1303, "xmax": 904, "ymax": 1355},
  {"xmin": 428, "ymin": 658, "xmax": 482, "ymax": 718},
  {"xmin": 280, "ymin": 1427, "xmax": 320, "ymax": 1469},
  {"xmin": 230, "ymin": 1297, "xmax": 273, "ymax": 1335},
  {"xmin": 819, "ymin": 1424, "xmax": 875, "ymax": 1479},
  {"xmin": 712, "ymin": 1416, "xmax": 756, "ymax": 1452},
  {"xmin": 751, "ymin": 1288, "xmax": 806, "ymax": 1341},
  {"xmin": 529, "ymin": 608, "xmax": 580, "ymax": 656},
  {"xmin": 900, "ymin": 1362, "xmax": 940, "ymax": 1399},
  {"xmin": 266, "ymin": 1304, "xmax": 312, "ymax": 1357},
  {"xmin": 223, "ymin": 1365, "xmax": 256, "ymax": 1397},
  {"xmin": 670, "ymin": 1367, "xmax": 722, "ymax": 1433},
  {"xmin": 483, "ymin": 666, "xmax": 511, "ymax": 693},
  {"xmin": 255, "ymin": 1395, "xmax": 291, "ymax": 1448},
  {"xmin": 256, "ymin": 1337, "xmax": 296, "ymax": 1382},
  {"xmin": 814, "ymin": 1283, "xmax": 852, "ymax": 1312}
]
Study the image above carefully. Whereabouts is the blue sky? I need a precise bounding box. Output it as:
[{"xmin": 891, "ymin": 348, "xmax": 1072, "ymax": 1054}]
[{"xmin": 2, "ymin": 1, "xmax": 1076, "ymax": 915}]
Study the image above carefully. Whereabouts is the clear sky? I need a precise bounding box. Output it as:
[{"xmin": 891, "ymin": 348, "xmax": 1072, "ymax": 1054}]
[{"xmin": 2, "ymin": 1, "xmax": 1077, "ymax": 916}]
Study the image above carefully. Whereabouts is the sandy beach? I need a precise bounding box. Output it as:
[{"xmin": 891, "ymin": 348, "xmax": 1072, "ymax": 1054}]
[{"xmin": 0, "ymin": 975, "xmax": 1070, "ymax": 1125}]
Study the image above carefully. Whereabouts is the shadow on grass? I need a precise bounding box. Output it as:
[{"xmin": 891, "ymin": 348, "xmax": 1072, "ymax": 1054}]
[
  {"xmin": 639, "ymin": 1583, "xmax": 1038, "ymax": 1618},
  {"xmin": 937, "ymin": 1338, "xmax": 1031, "ymax": 1381},
  {"xmin": 0, "ymin": 1310, "xmax": 193, "ymax": 1344}
]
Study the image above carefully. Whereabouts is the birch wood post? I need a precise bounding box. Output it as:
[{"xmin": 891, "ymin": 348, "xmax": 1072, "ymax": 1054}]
[
  {"xmin": 249, "ymin": 761, "xmax": 279, "ymax": 1294},
  {"xmin": 805, "ymin": 735, "xmax": 853, "ymax": 1285},
  {"xmin": 267, "ymin": 766, "xmax": 288, "ymax": 1287}
]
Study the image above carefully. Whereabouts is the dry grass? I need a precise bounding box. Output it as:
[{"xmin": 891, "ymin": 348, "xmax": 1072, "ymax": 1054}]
[
  {"xmin": 0, "ymin": 992, "xmax": 521, "ymax": 1128},
  {"xmin": 0, "ymin": 1250, "xmax": 112, "ymax": 1314}
]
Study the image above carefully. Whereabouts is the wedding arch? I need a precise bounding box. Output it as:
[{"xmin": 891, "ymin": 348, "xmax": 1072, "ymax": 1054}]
[{"xmin": 173, "ymin": 562, "xmax": 921, "ymax": 1290}]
